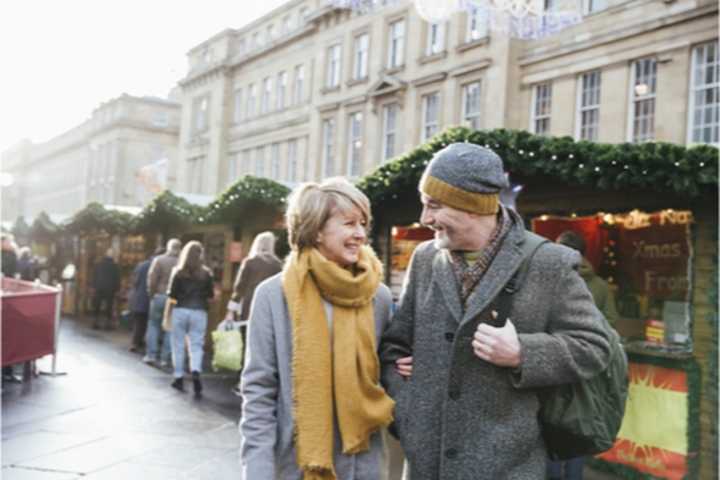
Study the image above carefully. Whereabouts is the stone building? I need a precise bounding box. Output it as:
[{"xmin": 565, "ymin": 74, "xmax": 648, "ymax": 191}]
[
  {"xmin": 175, "ymin": 0, "xmax": 717, "ymax": 195},
  {"xmin": 1, "ymin": 94, "xmax": 180, "ymax": 223}
]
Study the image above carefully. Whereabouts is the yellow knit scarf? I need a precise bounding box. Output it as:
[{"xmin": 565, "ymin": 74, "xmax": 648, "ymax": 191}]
[{"xmin": 282, "ymin": 246, "xmax": 395, "ymax": 480}]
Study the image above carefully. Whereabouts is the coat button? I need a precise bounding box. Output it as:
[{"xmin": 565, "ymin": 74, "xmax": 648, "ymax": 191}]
[
  {"xmin": 445, "ymin": 448, "xmax": 458, "ymax": 459},
  {"xmin": 449, "ymin": 389, "xmax": 460, "ymax": 400},
  {"xmin": 444, "ymin": 332, "xmax": 454, "ymax": 342}
]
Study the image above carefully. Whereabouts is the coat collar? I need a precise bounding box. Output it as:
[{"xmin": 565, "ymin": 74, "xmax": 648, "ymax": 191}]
[{"xmin": 460, "ymin": 209, "xmax": 527, "ymax": 327}]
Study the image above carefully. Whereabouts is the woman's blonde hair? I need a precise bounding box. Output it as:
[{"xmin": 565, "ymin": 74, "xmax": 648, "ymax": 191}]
[
  {"xmin": 249, "ymin": 231, "xmax": 278, "ymax": 258},
  {"xmin": 285, "ymin": 177, "xmax": 371, "ymax": 251}
]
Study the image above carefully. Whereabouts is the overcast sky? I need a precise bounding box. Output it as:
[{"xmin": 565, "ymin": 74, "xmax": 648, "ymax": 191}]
[{"xmin": 0, "ymin": 0, "xmax": 288, "ymax": 154}]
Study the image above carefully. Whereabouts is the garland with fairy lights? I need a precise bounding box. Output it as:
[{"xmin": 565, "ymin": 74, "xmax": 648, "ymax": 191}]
[
  {"xmin": 64, "ymin": 202, "xmax": 134, "ymax": 235},
  {"xmin": 201, "ymin": 175, "xmax": 290, "ymax": 225},
  {"xmin": 357, "ymin": 127, "xmax": 718, "ymax": 206},
  {"xmin": 133, "ymin": 190, "xmax": 200, "ymax": 234},
  {"xmin": 29, "ymin": 211, "xmax": 60, "ymax": 240}
]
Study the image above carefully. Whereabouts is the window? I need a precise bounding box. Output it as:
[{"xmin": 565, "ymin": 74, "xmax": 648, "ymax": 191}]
[
  {"xmin": 282, "ymin": 15, "xmax": 292, "ymax": 33},
  {"xmin": 629, "ymin": 58, "xmax": 657, "ymax": 142},
  {"xmin": 255, "ymin": 147, "xmax": 265, "ymax": 177},
  {"xmin": 287, "ymin": 139, "xmax": 298, "ymax": 182},
  {"xmin": 270, "ymin": 143, "xmax": 281, "ymax": 179},
  {"xmin": 576, "ymin": 71, "xmax": 601, "ymax": 141},
  {"xmin": 293, "ymin": 65, "xmax": 305, "ymax": 104},
  {"xmin": 382, "ymin": 103, "xmax": 398, "ymax": 161},
  {"xmin": 252, "ymin": 32, "xmax": 260, "ymax": 49},
  {"xmin": 688, "ymin": 41, "xmax": 719, "ymax": 144},
  {"xmin": 187, "ymin": 157, "xmax": 205, "ymax": 193},
  {"xmin": 233, "ymin": 88, "xmax": 243, "ymax": 123},
  {"xmin": 247, "ymin": 83, "xmax": 257, "ymax": 117},
  {"xmin": 462, "ymin": 81, "xmax": 482, "ymax": 130},
  {"xmin": 466, "ymin": 5, "xmax": 488, "ymax": 41},
  {"xmin": 326, "ymin": 44, "xmax": 342, "ymax": 88},
  {"xmin": 261, "ymin": 77, "xmax": 272, "ymax": 114},
  {"xmin": 299, "ymin": 6, "xmax": 309, "ymax": 23},
  {"xmin": 193, "ymin": 96, "xmax": 209, "ymax": 132},
  {"xmin": 353, "ymin": 33, "xmax": 369, "ymax": 80},
  {"xmin": 276, "ymin": 71, "xmax": 287, "ymax": 110},
  {"xmin": 585, "ymin": 0, "xmax": 608, "ymax": 14},
  {"xmin": 347, "ymin": 112, "xmax": 363, "ymax": 177},
  {"xmin": 388, "ymin": 20, "xmax": 405, "ymax": 69},
  {"xmin": 531, "ymin": 83, "xmax": 552, "ymax": 135},
  {"xmin": 422, "ymin": 92, "xmax": 440, "ymax": 141},
  {"xmin": 266, "ymin": 24, "xmax": 275, "ymax": 43},
  {"xmin": 426, "ymin": 22, "xmax": 445, "ymax": 56},
  {"xmin": 229, "ymin": 152, "xmax": 241, "ymax": 183},
  {"xmin": 242, "ymin": 149, "xmax": 252, "ymax": 174},
  {"xmin": 238, "ymin": 38, "xmax": 247, "ymax": 55},
  {"xmin": 152, "ymin": 111, "xmax": 169, "ymax": 127},
  {"xmin": 322, "ymin": 118, "xmax": 335, "ymax": 177}
]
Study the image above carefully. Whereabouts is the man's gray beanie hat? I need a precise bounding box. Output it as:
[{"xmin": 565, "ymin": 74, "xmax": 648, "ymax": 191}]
[{"xmin": 419, "ymin": 142, "xmax": 508, "ymax": 214}]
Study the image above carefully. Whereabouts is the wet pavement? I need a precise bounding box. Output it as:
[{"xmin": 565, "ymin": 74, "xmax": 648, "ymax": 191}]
[{"xmin": 2, "ymin": 316, "xmax": 619, "ymax": 480}]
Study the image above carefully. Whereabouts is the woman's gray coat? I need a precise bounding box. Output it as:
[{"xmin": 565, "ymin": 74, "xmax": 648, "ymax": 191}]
[
  {"xmin": 380, "ymin": 210, "xmax": 611, "ymax": 480},
  {"xmin": 240, "ymin": 274, "xmax": 394, "ymax": 480}
]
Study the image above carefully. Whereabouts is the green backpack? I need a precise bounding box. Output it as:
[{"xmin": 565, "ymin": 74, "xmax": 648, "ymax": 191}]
[{"xmin": 496, "ymin": 232, "xmax": 629, "ymax": 461}]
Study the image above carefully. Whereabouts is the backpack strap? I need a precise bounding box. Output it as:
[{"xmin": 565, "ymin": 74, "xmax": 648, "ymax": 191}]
[{"xmin": 492, "ymin": 232, "xmax": 549, "ymax": 326}]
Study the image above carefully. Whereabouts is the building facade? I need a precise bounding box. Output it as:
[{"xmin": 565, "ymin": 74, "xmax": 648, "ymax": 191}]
[
  {"xmin": 175, "ymin": 0, "xmax": 717, "ymax": 196},
  {"xmin": 1, "ymin": 94, "xmax": 180, "ymax": 223}
]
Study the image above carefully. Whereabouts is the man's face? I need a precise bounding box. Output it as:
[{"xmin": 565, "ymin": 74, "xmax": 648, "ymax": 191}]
[{"xmin": 420, "ymin": 193, "xmax": 476, "ymax": 250}]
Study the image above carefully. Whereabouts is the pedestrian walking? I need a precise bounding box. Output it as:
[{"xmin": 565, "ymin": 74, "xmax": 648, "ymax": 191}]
[
  {"xmin": 1, "ymin": 234, "xmax": 18, "ymax": 278},
  {"xmin": 17, "ymin": 247, "xmax": 35, "ymax": 281},
  {"xmin": 546, "ymin": 230, "xmax": 620, "ymax": 480},
  {"xmin": 127, "ymin": 248, "xmax": 162, "ymax": 353},
  {"xmin": 166, "ymin": 241, "xmax": 214, "ymax": 396},
  {"xmin": 240, "ymin": 178, "xmax": 394, "ymax": 479},
  {"xmin": 92, "ymin": 248, "xmax": 120, "ymax": 330},
  {"xmin": 144, "ymin": 239, "xmax": 180, "ymax": 366},
  {"xmin": 380, "ymin": 143, "xmax": 611, "ymax": 479},
  {"xmin": 226, "ymin": 231, "xmax": 282, "ymax": 396}
]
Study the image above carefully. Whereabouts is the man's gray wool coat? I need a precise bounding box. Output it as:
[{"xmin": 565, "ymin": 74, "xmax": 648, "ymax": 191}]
[{"xmin": 380, "ymin": 209, "xmax": 611, "ymax": 480}]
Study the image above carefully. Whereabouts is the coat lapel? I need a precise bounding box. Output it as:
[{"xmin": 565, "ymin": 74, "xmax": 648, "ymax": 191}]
[
  {"xmin": 431, "ymin": 249, "xmax": 463, "ymax": 324},
  {"xmin": 460, "ymin": 218, "xmax": 526, "ymax": 327}
]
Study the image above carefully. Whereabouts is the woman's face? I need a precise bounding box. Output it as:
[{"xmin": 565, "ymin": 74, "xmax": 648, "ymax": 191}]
[{"xmin": 316, "ymin": 205, "xmax": 367, "ymax": 267}]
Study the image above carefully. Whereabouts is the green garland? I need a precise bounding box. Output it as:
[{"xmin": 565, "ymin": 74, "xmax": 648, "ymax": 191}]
[
  {"xmin": 64, "ymin": 202, "xmax": 133, "ymax": 235},
  {"xmin": 201, "ymin": 175, "xmax": 290, "ymax": 225},
  {"xmin": 29, "ymin": 211, "xmax": 59, "ymax": 240},
  {"xmin": 707, "ymin": 252, "xmax": 719, "ymax": 479},
  {"xmin": 357, "ymin": 127, "xmax": 718, "ymax": 206},
  {"xmin": 587, "ymin": 353, "xmax": 702, "ymax": 480},
  {"xmin": 133, "ymin": 190, "xmax": 199, "ymax": 234}
]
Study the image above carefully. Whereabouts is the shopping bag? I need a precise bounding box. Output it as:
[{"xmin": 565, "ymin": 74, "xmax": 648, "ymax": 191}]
[
  {"xmin": 211, "ymin": 329, "xmax": 244, "ymax": 372},
  {"xmin": 162, "ymin": 298, "xmax": 176, "ymax": 332}
]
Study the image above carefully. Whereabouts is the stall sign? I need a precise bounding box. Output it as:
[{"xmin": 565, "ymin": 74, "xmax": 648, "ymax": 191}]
[
  {"xmin": 597, "ymin": 362, "xmax": 690, "ymax": 480},
  {"xmin": 390, "ymin": 226, "xmax": 434, "ymax": 301},
  {"xmin": 229, "ymin": 242, "xmax": 243, "ymax": 263}
]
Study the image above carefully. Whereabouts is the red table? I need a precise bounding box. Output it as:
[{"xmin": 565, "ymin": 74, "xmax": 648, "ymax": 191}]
[{"xmin": 1, "ymin": 277, "xmax": 60, "ymax": 367}]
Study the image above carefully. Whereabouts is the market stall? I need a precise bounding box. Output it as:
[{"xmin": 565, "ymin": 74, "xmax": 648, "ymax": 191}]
[{"xmin": 359, "ymin": 127, "xmax": 718, "ymax": 480}]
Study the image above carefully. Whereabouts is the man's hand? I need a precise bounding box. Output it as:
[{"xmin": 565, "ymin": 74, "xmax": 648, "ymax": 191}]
[
  {"xmin": 395, "ymin": 356, "xmax": 413, "ymax": 378},
  {"xmin": 472, "ymin": 311, "xmax": 521, "ymax": 368}
]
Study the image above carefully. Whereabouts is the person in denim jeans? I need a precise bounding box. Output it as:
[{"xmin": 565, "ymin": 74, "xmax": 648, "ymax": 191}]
[
  {"xmin": 166, "ymin": 241, "xmax": 214, "ymax": 396},
  {"xmin": 144, "ymin": 239, "xmax": 181, "ymax": 367}
]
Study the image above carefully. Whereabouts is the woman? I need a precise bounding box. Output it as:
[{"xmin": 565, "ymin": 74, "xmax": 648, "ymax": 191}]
[
  {"xmin": 167, "ymin": 241, "xmax": 214, "ymax": 396},
  {"xmin": 226, "ymin": 231, "xmax": 283, "ymax": 396},
  {"xmin": 240, "ymin": 178, "xmax": 395, "ymax": 479}
]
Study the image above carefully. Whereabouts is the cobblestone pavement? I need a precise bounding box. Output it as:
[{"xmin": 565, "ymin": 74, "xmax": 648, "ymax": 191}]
[{"xmin": 1, "ymin": 316, "xmax": 619, "ymax": 479}]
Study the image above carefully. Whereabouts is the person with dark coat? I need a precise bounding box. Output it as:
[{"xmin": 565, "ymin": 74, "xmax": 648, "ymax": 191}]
[
  {"xmin": 128, "ymin": 248, "xmax": 162, "ymax": 352},
  {"xmin": 17, "ymin": 247, "xmax": 35, "ymax": 281},
  {"xmin": 92, "ymin": 248, "xmax": 121, "ymax": 330},
  {"xmin": 380, "ymin": 143, "xmax": 611, "ymax": 480},
  {"xmin": 226, "ymin": 231, "xmax": 282, "ymax": 396}
]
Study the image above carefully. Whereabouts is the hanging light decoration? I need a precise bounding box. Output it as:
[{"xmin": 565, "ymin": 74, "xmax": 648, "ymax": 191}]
[{"xmin": 331, "ymin": 0, "xmax": 582, "ymax": 39}]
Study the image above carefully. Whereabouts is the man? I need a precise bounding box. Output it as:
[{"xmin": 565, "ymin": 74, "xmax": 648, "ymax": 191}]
[
  {"xmin": 128, "ymin": 248, "xmax": 163, "ymax": 353},
  {"xmin": 557, "ymin": 230, "xmax": 619, "ymax": 326},
  {"xmin": 144, "ymin": 239, "xmax": 181, "ymax": 366},
  {"xmin": 92, "ymin": 248, "xmax": 120, "ymax": 330},
  {"xmin": 380, "ymin": 143, "xmax": 611, "ymax": 479}
]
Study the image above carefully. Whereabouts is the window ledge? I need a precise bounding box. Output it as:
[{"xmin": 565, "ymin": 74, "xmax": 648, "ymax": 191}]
[
  {"xmin": 321, "ymin": 85, "xmax": 341, "ymax": 95},
  {"xmin": 347, "ymin": 76, "xmax": 370, "ymax": 87},
  {"xmin": 456, "ymin": 37, "xmax": 490, "ymax": 53},
  {"xmin": 382, "ymin": 65, "xmax": 405, "ymax": 75},
  {"xmin": 419, "ymin": 51, "xmax": 448, "ymax": 64}
]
